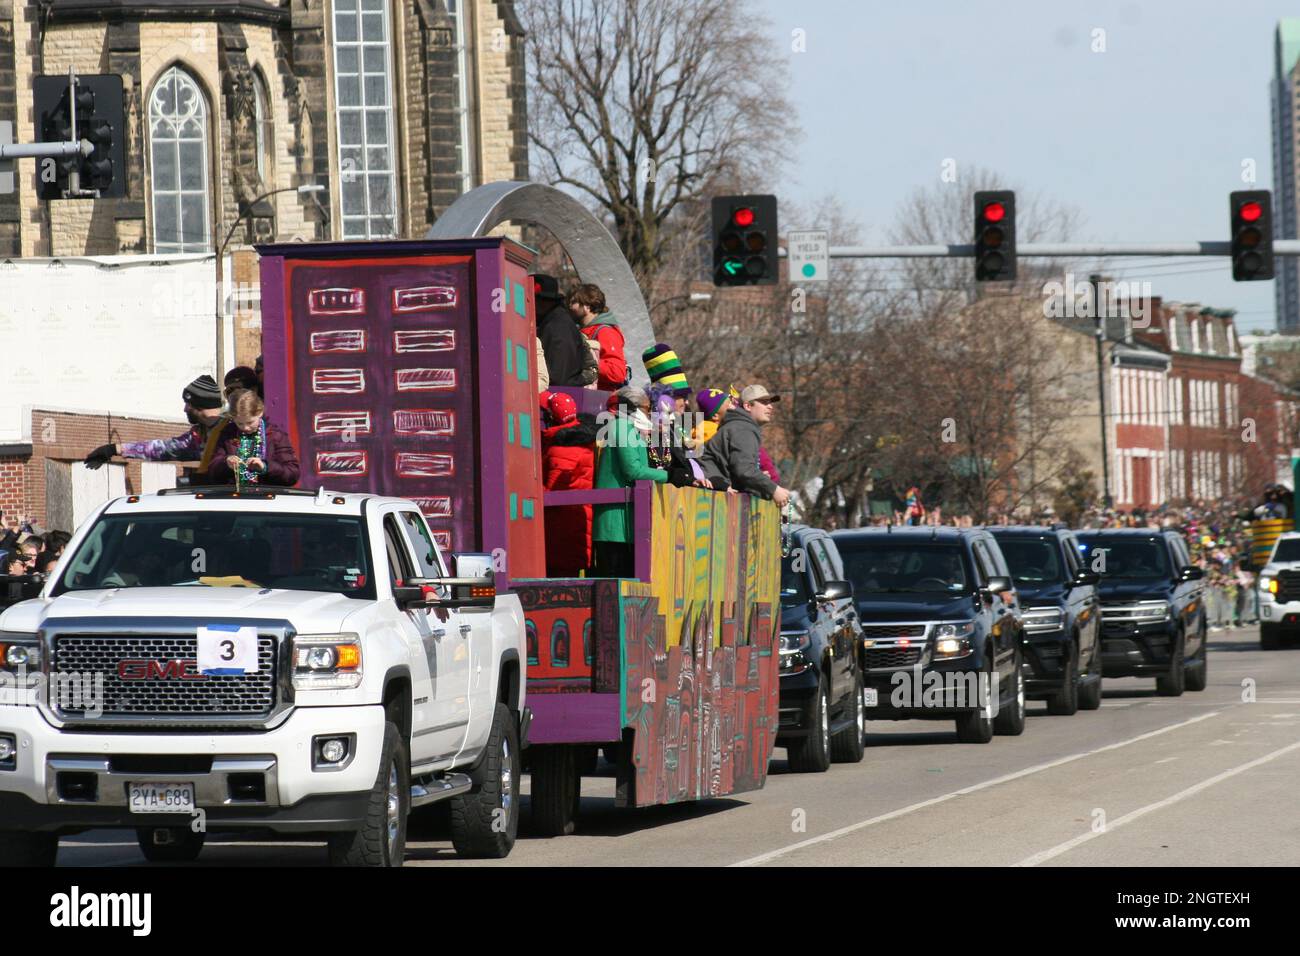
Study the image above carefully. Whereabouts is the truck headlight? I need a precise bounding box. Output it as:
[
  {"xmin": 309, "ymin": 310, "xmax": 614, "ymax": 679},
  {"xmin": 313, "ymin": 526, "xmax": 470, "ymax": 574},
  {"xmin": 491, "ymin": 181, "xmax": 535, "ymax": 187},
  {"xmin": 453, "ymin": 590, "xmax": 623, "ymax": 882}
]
[
  {"xmin": 292, "ymin": 633, "xmax": 362, "ymax": 690},
  {"xmin": 1131, "ymin": 601, "xmax": 1171, "ymax": 621},
  {"xmin": 933, "ymin": 621, "xmax": 975, "ymax": 657},
  {"xmin": 1022, "ymin": 606, "xmax": 1065, "ymax": 633},
  {"xmin": 779, "ymin": 631, "xmax": 810, "ymax": 655},
  {"xmin": 1261, "ymin": 577, "xmax": 1278, "ymax": 595},
  {"xmin": 0, "ymin": 632, "xmax": 41, "ymax": 691}
]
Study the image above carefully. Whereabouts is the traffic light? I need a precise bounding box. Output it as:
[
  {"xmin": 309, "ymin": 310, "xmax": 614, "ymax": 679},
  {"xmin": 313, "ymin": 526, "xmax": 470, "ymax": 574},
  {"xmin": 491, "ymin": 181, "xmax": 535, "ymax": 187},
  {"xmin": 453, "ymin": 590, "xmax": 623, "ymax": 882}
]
[
  {"xmin": 974, "ymin": 190, "xmax": 1016, "ymax": 282},
  {"xmin": 712, "ymin": 194, "xmax": 778, "ymax": 286},
  {"xmin": 34, "ymin": 74, "xmax": 126, "ymax": 199},
  {"xmin": 1230, "ymin": 190, "xmax": 1273, "ymax": 281}
]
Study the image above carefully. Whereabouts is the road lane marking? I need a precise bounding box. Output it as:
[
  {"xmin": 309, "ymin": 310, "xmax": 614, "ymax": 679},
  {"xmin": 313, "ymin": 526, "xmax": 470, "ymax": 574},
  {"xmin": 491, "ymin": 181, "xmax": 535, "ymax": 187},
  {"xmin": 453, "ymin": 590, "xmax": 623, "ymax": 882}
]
[
  {"xmin": 1014, "ymin": 739, "xmax": 1300, "ymax": 867},
  {"xmin": 729, "ymin": 711, "xmax": 1221, "ymax": 867}
]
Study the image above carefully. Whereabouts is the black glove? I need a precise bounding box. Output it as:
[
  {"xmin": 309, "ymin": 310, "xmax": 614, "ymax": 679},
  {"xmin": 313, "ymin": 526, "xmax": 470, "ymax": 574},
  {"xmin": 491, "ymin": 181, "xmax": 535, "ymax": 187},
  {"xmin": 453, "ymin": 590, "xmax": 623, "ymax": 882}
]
[{"xmin": 84, "ymin": 443, "xmax": 117, "ymax": 470}]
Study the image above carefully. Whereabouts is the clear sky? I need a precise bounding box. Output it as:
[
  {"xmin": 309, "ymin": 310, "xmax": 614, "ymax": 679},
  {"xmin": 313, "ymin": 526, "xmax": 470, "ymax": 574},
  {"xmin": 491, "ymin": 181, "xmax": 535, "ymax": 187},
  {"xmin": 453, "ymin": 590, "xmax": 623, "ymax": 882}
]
[{"xmin": 754, "ymin": 0, "xmax": 1294, "ymax": 331}]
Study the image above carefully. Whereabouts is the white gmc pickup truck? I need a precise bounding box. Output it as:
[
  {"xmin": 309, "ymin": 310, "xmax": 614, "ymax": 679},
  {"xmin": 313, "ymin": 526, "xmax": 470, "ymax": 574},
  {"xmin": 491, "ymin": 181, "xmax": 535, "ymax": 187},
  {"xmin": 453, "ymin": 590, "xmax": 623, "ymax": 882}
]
[{"xmin": 0, "ymin": 486, "xmax": 529, "ymax": 866}]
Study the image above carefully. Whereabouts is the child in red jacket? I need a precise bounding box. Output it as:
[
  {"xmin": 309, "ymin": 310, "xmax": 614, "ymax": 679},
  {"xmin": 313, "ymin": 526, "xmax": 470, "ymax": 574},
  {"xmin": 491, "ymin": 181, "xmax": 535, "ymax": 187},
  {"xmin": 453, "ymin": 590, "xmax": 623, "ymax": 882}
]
[{"xmin": 541, "ymin": 392, "xmax": 600, "ymax": 576}]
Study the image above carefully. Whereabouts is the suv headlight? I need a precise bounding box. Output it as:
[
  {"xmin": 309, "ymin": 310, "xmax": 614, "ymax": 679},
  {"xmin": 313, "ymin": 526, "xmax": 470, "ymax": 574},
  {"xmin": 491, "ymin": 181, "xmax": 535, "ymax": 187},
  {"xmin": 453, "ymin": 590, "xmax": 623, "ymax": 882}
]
[
  {"xmin": 1022, "ymin": 606, "xmax": 1065, "ymax": 633},
  {"xmin": 933, "ymin": 621, "xmax": 975, "ymax": 657},
  {"xmin": 0, "ymin": 631, "xmax": 41, "ymax": 698},
  {"xmin": 292, "ymin": 633, "xmax": 362, "ymax": 690},
  {"xmin": 1131, "ymin": 601, "xmax": 1171, "ymax": 621},
  {"xmin": 779, "ymin": 631, "xmax": 811, "ymax": 655}
]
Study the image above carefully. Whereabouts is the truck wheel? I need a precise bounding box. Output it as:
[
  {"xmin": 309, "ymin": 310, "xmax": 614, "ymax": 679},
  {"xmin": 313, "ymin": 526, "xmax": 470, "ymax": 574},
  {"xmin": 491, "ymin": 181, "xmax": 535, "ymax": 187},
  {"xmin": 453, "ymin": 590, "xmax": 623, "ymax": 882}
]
[
  {"xmin": 1077, "ymin": 641, "xmax": 1103, "ymax": 711},
  {"xmin": 829, "ymin": 673, "xmax": 866, "ymax": 763},
  {"xmin": 1261, "ymin": 623, "xmax": 1281, "ymax": 650},
  {"xmin": 530, "ymin": 745, "xmax": 580, "ymax": 836},
  {"xmin": 1186, "ymin": 625, "xmax": 1209, "ymax": 692},
  {"xmin": 1156, "ymin": 634, "xmax": 1186, "ymax": 697},
  {"xmin": 0, "ymin": 832, "xmax": 57, "ymax": 867},
  {"xmin": 955, "ymin": 654, "xmax": 995, "ymax": 743},
  {"xmin": 787, "ymin": 673, "xmax": 831, "ymax": 772},
  {"xmin": 1046, "ymin": 642, "xmax": 1079, "ymax": 716},
  {"xmin": 994, "ymin": 657, "xmax": 1026, "ymax": 736},
  {"xmin": 136, "ymin": 827, "xmax": 205, "ymax": 863},
  {"xmin": 450, "ymin": 702, "xmax": 520, "ymax": 858},
  {"xmin": 327, "ymin": 720, "xmax": 408, "ymax": 867}
]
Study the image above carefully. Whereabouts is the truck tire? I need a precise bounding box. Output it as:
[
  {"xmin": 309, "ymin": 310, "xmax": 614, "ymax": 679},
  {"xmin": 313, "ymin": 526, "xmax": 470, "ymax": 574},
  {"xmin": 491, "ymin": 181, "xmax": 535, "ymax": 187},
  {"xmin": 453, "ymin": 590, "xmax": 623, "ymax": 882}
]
[
  {"xmin": 955, "ymin": 653, "xmax": 995, "ymax": 743},
  {"xmin": 0, "ymin": 832, "xmax": 57, "ymax": 867},
  {"xmin": 787, "ymin": 673, "xmax": 832, "ymax": 772},
  {"xmin": 829, "ymin": 673, "xmax": 866, "ymax": 763},
  {"xmin": 994, "ymin": 657, "xmax": 1026, "ymax": 736},
  {"xmin": 1156, "ymin": 634, "xmax": 1186, "ymax": 697},
  {"xmin": 450, "ymin": 702, "xmax": 520, "ymax": 858},
  {"xmin": 530, "ymin": 745, "xmax": 580, "ymax": 836},
  {"xmin": 327, "ymin": 720, "xmax": 408, "ymax": 867},
  {"xmin": 1261, "ymin": 623, "xmax": 1281, "ymax": 650},
  {"xmin": 1185, "ymin": 625, "xmax": 1209, "ymax": 692},
  {"xmin": 1046, "ymin": 642, "xmax": 1079, "ymax": 716},
  {"xmin": 136, "ymin": 827, "xmax": 205, "ymax": 863},
  {"xmin": 1077, "ymin": 641, "xmax": 1103, "ymax": 711}
]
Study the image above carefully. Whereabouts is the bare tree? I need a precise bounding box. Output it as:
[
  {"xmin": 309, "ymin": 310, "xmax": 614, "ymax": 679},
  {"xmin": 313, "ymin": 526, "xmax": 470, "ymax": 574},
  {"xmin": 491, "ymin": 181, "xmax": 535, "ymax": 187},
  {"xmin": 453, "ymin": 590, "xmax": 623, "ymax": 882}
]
[{"xmin": 521, "ymin": 0, "xmax": 797, "ymax": 306}]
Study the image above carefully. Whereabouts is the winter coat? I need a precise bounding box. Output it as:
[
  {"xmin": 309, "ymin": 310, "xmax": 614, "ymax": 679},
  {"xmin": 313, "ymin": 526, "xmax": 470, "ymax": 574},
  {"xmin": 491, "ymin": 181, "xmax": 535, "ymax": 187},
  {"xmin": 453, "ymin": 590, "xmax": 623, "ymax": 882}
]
[
  {"xmin": 759, "ymin": 446, "xmax": 781, "ymax": 485},
  {"xmin": 208, "ymin": 419, "xmax": 301, "ymax": 487},
  {"xmin": 542, "ymin": 414, "xmax": 599, "ymax": 575},
  {"xmin": 580, "ymin": 314, "xmax": 628, "ymax": 391},
  {"xmin": 592, "ymin": 413, "xmax": 667, "ymax": 544},
  {"xmin": 537, "ymin": 302, "xmax": 590, "ymax": 387},
  {"xmin": 699, "ymin": 407, "xmax": 777, "ymax": 499}
]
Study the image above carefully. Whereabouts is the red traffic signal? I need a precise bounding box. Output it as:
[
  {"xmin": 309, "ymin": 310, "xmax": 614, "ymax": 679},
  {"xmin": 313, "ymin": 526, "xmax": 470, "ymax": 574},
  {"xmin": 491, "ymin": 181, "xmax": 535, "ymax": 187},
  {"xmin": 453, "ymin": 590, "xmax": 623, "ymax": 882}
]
[
  {"xmin": 711, "ymin": 195, "xmax": 778, "ymax": 286},
  {"xmin": 974, "ymin": 190, "xmax": 1016, "ymax": 282},
  {"xmin": 1240, "ymin": 200, "xmax": 1262, "ymax": 223},
  {"xmin": 732, "ymin": 207, "xmax": 755, "ymax": 228},
  {"xmin": 1230, "ymin": 190, "xmax": 1273, "ymax": 282},
  {"xmin": 982, "ymin": 201, "xmax": 1006, "ymax": 223}
]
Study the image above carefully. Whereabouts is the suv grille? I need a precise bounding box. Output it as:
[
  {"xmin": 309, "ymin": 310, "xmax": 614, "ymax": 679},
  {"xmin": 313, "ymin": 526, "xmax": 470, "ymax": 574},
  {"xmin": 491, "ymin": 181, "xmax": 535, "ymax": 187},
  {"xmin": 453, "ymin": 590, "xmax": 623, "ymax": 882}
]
[
  {"xmin": 862, "ymin": 624, "xmax": 926, "ymax": 640},
  {"xmin": 1277, "ymin": 571, "xmax": 1300, "ymax": 603},
  {"xmin": 863, "ymin": 645, "xmax": 924, "ymax": 669},
  {"xmin": 53, "ymin": 634, "xmax": 277, "ymax": 719}
]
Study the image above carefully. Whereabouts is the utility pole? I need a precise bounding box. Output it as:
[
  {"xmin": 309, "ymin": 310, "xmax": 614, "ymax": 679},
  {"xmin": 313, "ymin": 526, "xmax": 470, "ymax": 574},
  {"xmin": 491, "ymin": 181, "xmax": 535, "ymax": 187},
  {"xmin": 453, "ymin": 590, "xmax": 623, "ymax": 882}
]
[{"xmin": 1091, "ymin": 273, "xmax": 1113, "ymax": 509}]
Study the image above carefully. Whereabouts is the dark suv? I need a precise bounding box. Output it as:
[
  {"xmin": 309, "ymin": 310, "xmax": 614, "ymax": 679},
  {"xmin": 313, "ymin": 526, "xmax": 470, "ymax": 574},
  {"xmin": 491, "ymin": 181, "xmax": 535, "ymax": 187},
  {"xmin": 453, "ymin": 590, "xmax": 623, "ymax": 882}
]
[
  {"xmin": 777, "ymin": 525, "xmax": 865, "ymax": 772},
  {"xmin": 989, "ymin": 526, "xmax": 1102, "ymax": 715},
  {"xmin": 1075, "ymin": 529, "xmax": 1207, "ymax": 696},
  {"xmin": 830, "ymin": 527, "xmax": 1026, "ymax": 744}
]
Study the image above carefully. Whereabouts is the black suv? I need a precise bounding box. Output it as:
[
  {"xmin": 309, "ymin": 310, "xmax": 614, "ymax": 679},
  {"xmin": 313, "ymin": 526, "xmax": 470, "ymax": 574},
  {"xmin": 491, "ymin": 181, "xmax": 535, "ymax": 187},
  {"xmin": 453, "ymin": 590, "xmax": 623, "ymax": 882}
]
[
  {"xmin": 989, "ymin": 526, "xmax": 1102, "ymax": 715},
  {"xmin": 830, "ymin": 527, "xmax": 1026, "ymax": 744},
  {"xmin": 777, "ymin": 525, "xmax": 865, "ymax": 772},
  {"xmin": 1075, "ymin": 529, "xmax": 1207, "ymax": 696}
]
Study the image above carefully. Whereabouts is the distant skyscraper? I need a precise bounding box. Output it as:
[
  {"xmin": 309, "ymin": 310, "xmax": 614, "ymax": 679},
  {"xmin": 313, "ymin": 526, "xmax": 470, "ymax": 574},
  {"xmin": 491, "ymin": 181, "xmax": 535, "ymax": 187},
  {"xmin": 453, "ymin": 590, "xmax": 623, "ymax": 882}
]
[{"xmin": 1272, "ymin": 20, "xmax": 1300, "ymax": 332}]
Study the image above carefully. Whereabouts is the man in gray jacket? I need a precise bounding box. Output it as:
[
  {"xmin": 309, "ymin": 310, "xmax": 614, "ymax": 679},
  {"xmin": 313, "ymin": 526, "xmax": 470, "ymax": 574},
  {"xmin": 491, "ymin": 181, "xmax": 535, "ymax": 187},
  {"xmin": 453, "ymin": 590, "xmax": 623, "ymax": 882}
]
[{"xmin": 701, "ymin": 384, "xmax": 792, "ymax": 507}]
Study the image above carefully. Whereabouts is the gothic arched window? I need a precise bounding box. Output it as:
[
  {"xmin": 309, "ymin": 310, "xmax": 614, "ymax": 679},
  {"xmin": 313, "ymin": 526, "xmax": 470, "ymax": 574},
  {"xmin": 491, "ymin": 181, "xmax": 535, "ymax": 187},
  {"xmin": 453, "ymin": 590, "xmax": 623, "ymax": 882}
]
[{"xmin": 149, "ymin": 66, "xmax": 211, "ymax": 253}]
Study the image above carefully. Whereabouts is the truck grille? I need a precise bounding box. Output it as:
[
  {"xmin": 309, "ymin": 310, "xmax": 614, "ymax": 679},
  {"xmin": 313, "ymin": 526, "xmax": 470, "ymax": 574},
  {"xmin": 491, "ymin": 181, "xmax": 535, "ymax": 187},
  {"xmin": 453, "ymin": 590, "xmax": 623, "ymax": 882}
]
[
  {"xmin": 863, "ymin": 645, "xmax": 924, "ymax": 670},
  {"xmin": 861, "ymin": 624, "xmax": 927, "ymax": 640},
  {"xmin": 1277, "ymin": 571, "xmax": 1300, "ymax": 602},
  {"xmin": 52, "ymin": 634, "xmax": 277, "ymax": 719}
]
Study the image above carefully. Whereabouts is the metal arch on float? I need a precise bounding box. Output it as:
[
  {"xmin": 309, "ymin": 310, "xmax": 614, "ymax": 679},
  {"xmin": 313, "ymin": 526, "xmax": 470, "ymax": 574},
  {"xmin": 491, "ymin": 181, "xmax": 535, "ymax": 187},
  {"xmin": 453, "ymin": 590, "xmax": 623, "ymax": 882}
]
[{"xmin": 425, "ymin": 181, "xmax": 653, "ymax": 384}]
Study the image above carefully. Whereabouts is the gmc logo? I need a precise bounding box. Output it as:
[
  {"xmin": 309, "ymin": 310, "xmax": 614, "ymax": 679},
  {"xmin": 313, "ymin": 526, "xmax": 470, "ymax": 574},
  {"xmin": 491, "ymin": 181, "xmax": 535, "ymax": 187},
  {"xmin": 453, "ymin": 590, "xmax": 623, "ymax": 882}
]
[{"xmin": 117, "ymin": 659, "xmax": 206, "ymax": 681}]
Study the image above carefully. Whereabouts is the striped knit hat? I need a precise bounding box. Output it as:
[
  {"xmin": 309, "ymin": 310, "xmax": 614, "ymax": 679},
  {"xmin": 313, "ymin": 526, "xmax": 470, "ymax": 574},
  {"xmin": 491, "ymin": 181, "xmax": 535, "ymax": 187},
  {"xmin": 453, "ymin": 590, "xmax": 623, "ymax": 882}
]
[{"xmin": 642, "ymin": 343, "xmax": 690, "ymax": 396}]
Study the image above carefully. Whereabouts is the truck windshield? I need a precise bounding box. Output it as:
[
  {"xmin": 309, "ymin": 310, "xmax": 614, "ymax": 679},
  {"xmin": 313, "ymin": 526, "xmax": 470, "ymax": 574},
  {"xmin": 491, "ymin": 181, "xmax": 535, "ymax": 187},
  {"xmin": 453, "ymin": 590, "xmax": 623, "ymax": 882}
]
[
  {"xmin": 53, "ymin": 511, "xmax": 376, "ymax": 600},
  {"xmin": 1076, "ymin": 536, "xmax": 1169, "ymax": 581},
  {"xmin": 836, "ymin": 543, "xmax": 969, "ymax": 594},
  {"xmin": 1272, "ymin": 538, "xmax": 1300, "ymax": 562},
  {"xmin": 995, "ymin": 537, "xmax": 1063, "ymax": 585}
]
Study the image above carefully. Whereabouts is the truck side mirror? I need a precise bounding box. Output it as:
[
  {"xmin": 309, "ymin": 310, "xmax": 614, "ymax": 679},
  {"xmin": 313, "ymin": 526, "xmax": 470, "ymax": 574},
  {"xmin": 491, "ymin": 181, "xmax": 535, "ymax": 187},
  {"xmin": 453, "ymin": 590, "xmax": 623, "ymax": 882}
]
[
  {"xmin": 986, "ymin": 575, "xmax": 1012, "ymax": 595},
  {"xmin": 455, "ymin": 552, "xmax": 496, "ymax": 579},
  {"xmin": 393, "ymin": 583, "xmax": 438, "ymax": 610},
  {"xmin": 814, "ymin": 580, "xmax": 852, "ymax": 602},
  {"xmin": 1179, "ymin": 566, "xmax": 1204, "ymax": 582},
  {"xmin": 1073, "ymin": 569, "xmax": 1100, "ymax": 586}
]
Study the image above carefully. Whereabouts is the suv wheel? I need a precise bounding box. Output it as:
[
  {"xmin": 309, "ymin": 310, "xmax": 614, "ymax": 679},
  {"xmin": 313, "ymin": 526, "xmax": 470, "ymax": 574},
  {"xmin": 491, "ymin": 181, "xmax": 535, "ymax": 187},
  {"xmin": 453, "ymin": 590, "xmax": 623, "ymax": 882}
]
[
  {"xmin": 994, "ymin": 656, "xmax": 1027, "ymax": 736},
  {"xmin": 788, "ymin": 673, "xmax": 832, "ymax": 772},
  {"xmin": 1261, "ymin": 622, "xmax": 1282, "ymax": 651},
  {"xmin": 955, "ymin": 654, "xmax": 995, "ymax": 744},
  {"xmin": 1155, "ymin": 633, "xmax": 1186, "ymax": 697},
  {"xmin": 450, "ymin": 702, "xmax": 520, "ymax": 858},
  {"xmin": 1046, "ymin": 641, "xmax": 1079, "ymax": 716},
  {"xmin": 830, "ymin": 672, "xmax": 866, "ymax": 763},
  {"xmin": 1185, "ymin": 623, "xmax": 1209, "ymax": 693},
  {"xmin": 1077, "ymin": 640, "xmax": 1103, "ymax": 711},
  {"xmin": 0, "ymin": 832, "xmax": 58, "ymax": 867},
  {"xmin": 137, "ymin": 826, "xmax": 205, "ymax": 863},
  {"xmin": 327, "ymin": 720, "xmax": 409, "ymax": 867}
]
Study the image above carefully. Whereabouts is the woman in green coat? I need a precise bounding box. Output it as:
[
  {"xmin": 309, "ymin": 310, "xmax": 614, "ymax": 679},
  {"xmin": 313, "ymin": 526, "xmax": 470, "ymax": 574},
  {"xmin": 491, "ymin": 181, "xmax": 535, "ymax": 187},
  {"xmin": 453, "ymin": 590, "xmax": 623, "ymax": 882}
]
[{"xmin": 592, "ymin": 386, "xmax": 667, "ymax": 577}]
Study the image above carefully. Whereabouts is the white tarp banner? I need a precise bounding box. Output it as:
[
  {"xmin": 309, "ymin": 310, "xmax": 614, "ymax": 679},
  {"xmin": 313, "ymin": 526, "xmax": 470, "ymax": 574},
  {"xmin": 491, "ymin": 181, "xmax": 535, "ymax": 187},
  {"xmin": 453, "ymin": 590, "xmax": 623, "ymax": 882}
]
[{"xmin": 0, "ymin": 255, "xmax": 222, "ymax": 440}]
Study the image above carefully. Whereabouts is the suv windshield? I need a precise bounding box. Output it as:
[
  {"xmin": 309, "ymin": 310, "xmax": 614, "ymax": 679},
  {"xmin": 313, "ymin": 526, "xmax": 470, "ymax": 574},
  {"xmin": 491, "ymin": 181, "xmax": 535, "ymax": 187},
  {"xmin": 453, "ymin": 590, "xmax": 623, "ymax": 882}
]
[
  {"xmin": 53, "ymin": 511, "xmax": 375, "ymax": 600},
  {"xmin": 995, "ymin": 537, "xmax": 1063, "ymax": 585},
  {"xmin": 1272, "ymin": 538, "xmax": 1300, "ymax": 563},
  {"xmin": 780, "ymin": 556, "xmax": 813, "ymax": 605},
  {"xmin": 837, "ymin": 542, "xmax": 969, "ymax": 594},
  {"xmin": 1076, "ymin": 536, "xmax": 1169, "ymax": 581}
]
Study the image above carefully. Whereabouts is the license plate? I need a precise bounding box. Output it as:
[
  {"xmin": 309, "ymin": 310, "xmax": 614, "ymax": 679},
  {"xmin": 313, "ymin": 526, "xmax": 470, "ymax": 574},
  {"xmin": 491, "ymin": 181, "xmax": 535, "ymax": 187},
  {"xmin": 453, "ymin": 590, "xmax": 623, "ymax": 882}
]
[
  {"xmin": 128, "ymin": 782, "xmax": 195, "ymax": 814},
  {"xmin": 863, "ymin": 688, "xmax": 878, "ymax": 707}
]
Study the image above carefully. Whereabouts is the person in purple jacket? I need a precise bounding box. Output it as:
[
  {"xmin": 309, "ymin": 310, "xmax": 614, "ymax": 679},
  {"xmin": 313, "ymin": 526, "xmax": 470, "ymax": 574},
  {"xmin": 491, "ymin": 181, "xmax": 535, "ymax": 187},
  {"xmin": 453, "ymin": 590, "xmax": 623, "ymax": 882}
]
[{"xmin": 208, "ymin": 390, "xmax": 301, "ymax": 487}]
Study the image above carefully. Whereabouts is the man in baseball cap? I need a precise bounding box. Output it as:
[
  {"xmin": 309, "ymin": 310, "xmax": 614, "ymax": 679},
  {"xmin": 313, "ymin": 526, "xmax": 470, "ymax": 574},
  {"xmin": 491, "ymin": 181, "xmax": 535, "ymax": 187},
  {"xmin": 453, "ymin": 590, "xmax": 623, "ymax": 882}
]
[{"xmin": 700, "ymin": 383, "xmax": 791, "ymax": 506}]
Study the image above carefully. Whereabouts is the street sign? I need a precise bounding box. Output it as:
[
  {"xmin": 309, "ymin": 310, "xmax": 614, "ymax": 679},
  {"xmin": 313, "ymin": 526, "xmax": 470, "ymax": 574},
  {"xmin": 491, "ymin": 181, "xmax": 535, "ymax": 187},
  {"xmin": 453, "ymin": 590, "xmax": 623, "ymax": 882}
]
[
  {"xmin": 787, "ymin": 230, "xmax": 828, "ymax": 283},
  {"xmin": 0, "ymin": 122, "xmax": 13, "ymax": 195}
]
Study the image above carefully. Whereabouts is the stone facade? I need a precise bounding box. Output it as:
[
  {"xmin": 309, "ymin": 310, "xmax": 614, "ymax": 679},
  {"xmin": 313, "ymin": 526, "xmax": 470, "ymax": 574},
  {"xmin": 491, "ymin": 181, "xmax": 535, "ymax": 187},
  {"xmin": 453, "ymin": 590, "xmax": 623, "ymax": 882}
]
[{"xmin": 0, "ymin": 0, "xmax": 527, "ymax": 257}]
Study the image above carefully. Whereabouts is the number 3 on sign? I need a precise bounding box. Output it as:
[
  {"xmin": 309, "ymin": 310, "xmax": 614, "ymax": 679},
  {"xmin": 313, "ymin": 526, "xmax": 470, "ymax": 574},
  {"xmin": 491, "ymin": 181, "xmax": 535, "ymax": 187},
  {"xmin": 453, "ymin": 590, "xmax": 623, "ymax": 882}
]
[{"xmin": 196, "ymin": 625, "xmax": 260, "ymax": 675}]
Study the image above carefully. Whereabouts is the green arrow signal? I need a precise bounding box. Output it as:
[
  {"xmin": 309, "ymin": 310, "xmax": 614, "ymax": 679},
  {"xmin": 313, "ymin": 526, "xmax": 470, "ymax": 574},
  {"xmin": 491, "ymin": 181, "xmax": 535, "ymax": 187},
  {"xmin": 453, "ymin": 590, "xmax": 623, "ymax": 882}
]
[{"xmin": 723, "ymin": 259, "xmax": 743, "ymax": 275}]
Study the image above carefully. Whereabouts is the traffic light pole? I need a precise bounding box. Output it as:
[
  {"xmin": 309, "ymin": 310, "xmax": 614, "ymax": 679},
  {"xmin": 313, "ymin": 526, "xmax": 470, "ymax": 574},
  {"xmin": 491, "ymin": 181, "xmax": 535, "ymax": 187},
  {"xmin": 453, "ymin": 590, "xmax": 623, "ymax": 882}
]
[
  {"xmin": 780, "ymin": 241, "xmax": 1300, "ymax": 257},
  {"xmin": 1090, "ymin": 273, "xmax": 1113, "ymax": 509}
]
